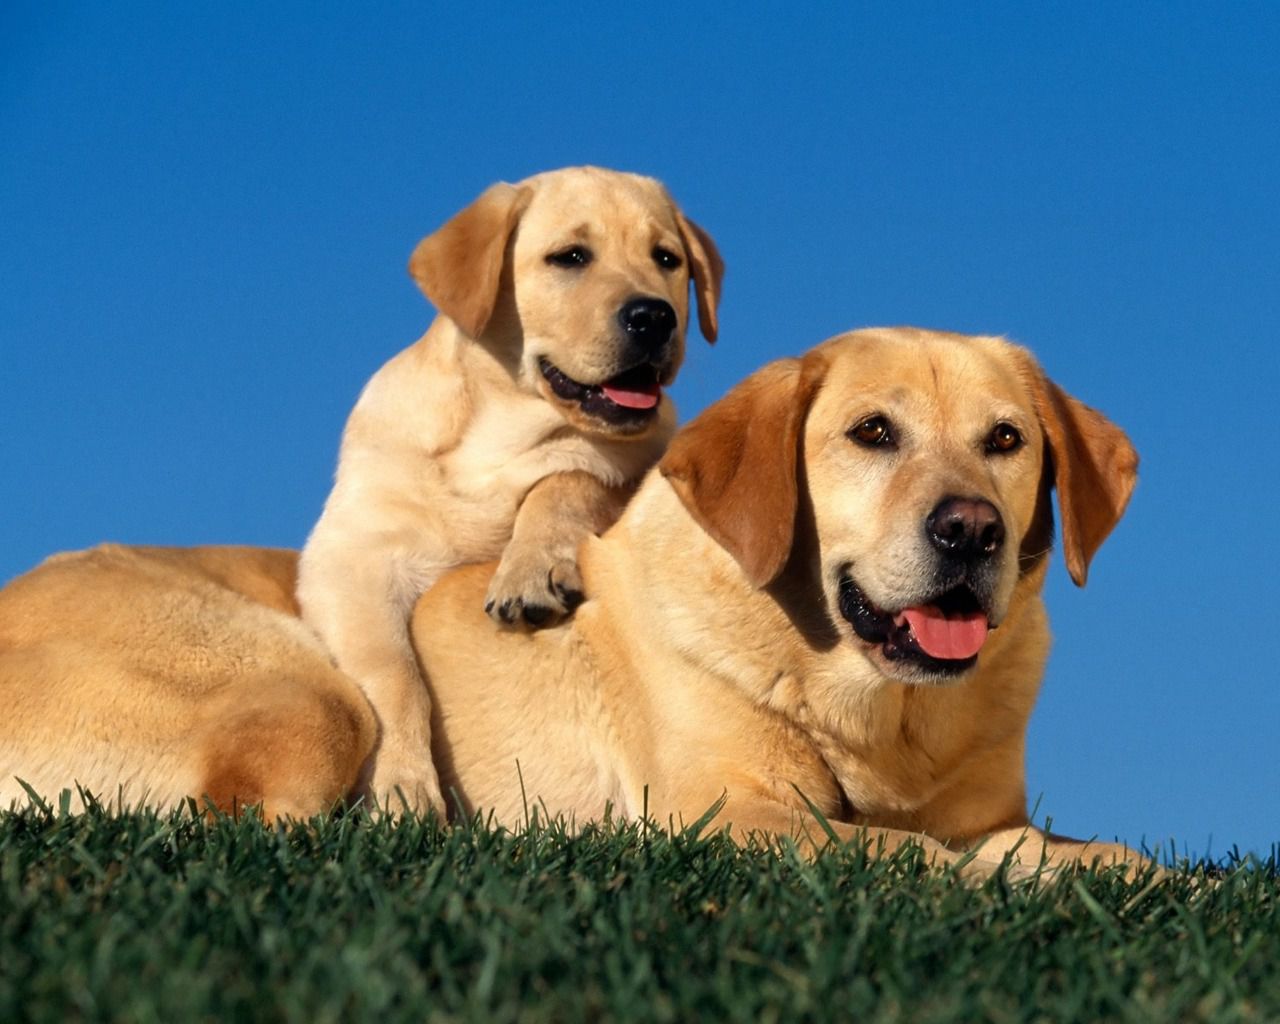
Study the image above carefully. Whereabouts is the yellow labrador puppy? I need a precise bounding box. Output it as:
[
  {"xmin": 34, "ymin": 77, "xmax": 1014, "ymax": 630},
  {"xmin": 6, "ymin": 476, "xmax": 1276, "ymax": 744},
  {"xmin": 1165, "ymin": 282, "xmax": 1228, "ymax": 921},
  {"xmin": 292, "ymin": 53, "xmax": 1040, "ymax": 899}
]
[
  {"xmin": 297, "ymin": 166, "xmax": 722, "ymax": 814},
  {"xmin": 0, "ymin": 329, "xmax": 1141, "ymax": 875}
]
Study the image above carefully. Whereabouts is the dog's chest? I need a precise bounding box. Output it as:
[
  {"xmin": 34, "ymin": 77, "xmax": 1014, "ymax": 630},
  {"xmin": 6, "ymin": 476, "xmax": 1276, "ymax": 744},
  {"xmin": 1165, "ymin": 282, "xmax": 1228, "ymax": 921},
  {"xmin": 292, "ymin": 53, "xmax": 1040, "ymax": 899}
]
[{"xmin": 440, "ymin": 400, "xmax": 625, "ymax": 503}]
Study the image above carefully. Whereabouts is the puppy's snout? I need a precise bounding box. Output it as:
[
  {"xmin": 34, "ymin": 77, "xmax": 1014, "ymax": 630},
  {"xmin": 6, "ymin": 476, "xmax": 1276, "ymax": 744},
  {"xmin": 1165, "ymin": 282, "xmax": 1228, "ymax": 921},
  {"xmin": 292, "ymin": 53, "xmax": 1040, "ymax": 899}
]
[
  {"xmin": 618, "ymin": 297, "xmax": 677, "ymax": 360},
  {"xmin": 926, "ymin": 497, "xmax": 1005, "ymax": 562}
]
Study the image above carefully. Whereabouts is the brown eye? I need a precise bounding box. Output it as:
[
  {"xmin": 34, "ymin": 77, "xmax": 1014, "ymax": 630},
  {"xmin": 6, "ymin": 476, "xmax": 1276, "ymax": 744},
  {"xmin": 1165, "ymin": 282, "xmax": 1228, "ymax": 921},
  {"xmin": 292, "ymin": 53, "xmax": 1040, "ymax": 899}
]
[
  {"xmin": 848, "ymin": 415, "xmax": 895, "ymax": 448},
  {"xmin": 986, "ymin": 422, "xmax": 1023, "ymax": 454},
  {"xmin": 653, "ymin": 246, "xmax": 682, "ymax": 270},
  {"xmin": 546, "ymin": 245, "xmax": 593, "ymax": 268}
]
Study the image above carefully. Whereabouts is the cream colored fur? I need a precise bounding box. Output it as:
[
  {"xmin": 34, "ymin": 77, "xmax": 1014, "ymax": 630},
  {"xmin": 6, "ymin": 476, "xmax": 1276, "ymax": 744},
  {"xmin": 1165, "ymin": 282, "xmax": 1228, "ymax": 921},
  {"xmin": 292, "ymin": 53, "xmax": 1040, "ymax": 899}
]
[
  {"xmin": 0, "ymin": 545, "xmax": 374, "ymax": 817},
  {"xmin": 296, "ymin": 166, "xmax": 722, "ymax": 813}
]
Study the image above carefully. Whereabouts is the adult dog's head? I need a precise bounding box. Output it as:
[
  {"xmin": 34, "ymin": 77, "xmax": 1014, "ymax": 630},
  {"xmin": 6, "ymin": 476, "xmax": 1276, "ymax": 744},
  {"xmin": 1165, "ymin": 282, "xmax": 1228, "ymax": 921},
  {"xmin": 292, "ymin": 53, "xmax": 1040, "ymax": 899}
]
[
  {"xmin": 408, "ymin": 166, "xmax": 723, "ymax": 439},
  {"xmin": 661, "ymin": 327, "xmax": 1138, "ymax": 685}
]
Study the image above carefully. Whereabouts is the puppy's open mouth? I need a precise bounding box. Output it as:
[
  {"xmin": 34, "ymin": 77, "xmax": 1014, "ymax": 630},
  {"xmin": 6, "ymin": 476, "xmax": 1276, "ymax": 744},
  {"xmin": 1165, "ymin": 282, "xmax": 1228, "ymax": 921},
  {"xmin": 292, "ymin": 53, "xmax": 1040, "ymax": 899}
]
[
  {"xmin": 539, "ymin": 358, "xmax": 664, "ymax": 427},
  {"xmin": 838, "ymin": 574, "xmax": 991, "ymax": 677}
]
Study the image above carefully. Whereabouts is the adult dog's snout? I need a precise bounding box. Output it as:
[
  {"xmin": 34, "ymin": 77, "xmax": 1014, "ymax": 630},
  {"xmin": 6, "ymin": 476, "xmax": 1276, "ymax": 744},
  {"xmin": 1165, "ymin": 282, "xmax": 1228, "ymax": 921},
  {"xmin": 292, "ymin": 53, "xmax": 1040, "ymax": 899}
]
[
  {"xmin": 926, "ymin": 496, "xmax": 1005, "ymax": 562},
  {"xmin": 618, "ymin": 297, "xmax": 677, "ymax": 361}
]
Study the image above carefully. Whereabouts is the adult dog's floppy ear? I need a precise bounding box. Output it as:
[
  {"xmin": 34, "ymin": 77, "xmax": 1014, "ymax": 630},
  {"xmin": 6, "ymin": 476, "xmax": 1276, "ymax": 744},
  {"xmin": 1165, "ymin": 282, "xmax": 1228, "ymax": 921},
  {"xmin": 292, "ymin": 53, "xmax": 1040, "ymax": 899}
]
[
  {"xmin": 674, "ymin": 210, "xmax": 725, "ymax": 344},
  {"xmin": 1018, "ymin": 354, "xmax": 1139, "ymax": 587},
  {"xmin": 408, "ymin": 182, "xmax": 531, "ymax": 338},
  {"xmin": 660, "ymin": 352, "xmax": 827, "ymax": 588}
]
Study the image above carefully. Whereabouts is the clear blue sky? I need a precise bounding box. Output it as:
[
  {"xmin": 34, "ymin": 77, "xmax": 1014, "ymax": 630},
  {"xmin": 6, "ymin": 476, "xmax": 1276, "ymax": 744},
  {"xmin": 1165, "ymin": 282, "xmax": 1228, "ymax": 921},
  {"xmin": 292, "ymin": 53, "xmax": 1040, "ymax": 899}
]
[{"xmin": 3, "ymin": 4, "xmax": 1277, "ymax": 859}]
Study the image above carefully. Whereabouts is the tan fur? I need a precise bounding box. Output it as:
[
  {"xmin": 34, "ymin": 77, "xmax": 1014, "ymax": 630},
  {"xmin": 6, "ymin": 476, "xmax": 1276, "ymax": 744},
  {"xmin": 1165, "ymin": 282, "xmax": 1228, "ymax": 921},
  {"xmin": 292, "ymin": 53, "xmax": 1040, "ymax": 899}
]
[
  {"xmin": 1, "ymin": 328, "xmax": 1145, "ymax": 877},
  {"xmin": 0, "ymin": 545, "xmax": 375, "ymax": 818},
  {"xmin": 296, "ymin": 166, "xmax": 722, "ymax": 813}
]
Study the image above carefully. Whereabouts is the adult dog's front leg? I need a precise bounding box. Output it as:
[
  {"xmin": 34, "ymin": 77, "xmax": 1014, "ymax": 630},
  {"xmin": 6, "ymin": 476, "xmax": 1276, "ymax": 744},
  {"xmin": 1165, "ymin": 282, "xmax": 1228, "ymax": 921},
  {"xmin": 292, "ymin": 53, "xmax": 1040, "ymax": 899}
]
[
  {"xmin": 664, "ymin": 789, "xmax": 1015, "ymax": 881},
  {"xmin": 485, "ymin": 471, "xmax": 633, "ymax": 628},
  {"xmin": 712, "ymin": 801, "xmax": 1035, "ymax": 881},
  {"xmin": 971, "ymin": 825, "xmax": 1159, "ymax": 878}
]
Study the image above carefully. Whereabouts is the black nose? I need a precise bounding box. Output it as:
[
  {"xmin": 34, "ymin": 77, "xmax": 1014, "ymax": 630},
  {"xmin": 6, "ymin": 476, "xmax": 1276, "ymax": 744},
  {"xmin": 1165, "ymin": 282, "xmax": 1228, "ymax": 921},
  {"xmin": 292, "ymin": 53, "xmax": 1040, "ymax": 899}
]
[
  {"xmin": 926, "ymin": 497, "xmax": 1005, "ymax": 561},
  {"xmin": 618, "ymin": 297, "xmax": 677, "ymax": 359}
]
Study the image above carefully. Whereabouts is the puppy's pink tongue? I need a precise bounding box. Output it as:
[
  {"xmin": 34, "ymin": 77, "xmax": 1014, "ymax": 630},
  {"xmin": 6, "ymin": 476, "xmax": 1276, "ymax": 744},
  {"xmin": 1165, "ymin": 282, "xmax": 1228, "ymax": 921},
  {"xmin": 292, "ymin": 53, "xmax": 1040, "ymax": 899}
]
[
  {"xmin": 601, "ymin": 382, "xmax": 660, "ymax": 409},
  {"xmin": 899, "ymin": 605, "xmax": 989, "ymax": 660}
]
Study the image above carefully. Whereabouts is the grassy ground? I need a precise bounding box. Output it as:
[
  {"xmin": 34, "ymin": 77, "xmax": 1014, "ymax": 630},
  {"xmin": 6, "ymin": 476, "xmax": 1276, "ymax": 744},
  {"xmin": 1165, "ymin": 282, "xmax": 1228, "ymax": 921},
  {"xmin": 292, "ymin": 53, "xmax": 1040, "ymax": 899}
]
[{"xmin": 0, "ymin": 797, "xmax": 1274, "ymax": 1023}]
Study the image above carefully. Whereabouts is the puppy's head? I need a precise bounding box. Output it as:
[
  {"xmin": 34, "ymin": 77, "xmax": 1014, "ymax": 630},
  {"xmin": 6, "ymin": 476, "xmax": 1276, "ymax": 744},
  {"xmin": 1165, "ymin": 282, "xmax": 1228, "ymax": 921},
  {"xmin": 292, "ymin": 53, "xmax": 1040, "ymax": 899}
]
[
  {"xmin": 661, "ymin": 327, "xmax": 1138, "ymax": 685},
  {"xmin": 408, "ymin": 166, "xmax": 723, "ymax": 440}
]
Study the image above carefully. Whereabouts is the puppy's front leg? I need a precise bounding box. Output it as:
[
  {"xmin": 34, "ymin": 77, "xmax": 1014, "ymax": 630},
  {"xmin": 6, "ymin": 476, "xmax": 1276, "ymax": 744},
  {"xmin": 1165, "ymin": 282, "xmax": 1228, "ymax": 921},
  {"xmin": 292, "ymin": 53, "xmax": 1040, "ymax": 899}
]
[
  {"xmin": 300, "ymin": 560, "xmax": 443, "ymax": 815},
  {"xmin": 485, "ymin": 470, "xmax": 633, "ymax": 628}
]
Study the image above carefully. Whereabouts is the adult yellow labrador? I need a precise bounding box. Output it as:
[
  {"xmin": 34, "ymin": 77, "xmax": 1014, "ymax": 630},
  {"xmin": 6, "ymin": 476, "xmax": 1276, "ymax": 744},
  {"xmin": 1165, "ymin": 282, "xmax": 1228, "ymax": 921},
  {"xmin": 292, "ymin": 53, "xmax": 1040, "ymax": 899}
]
[
  {"xmin": 0, "ymin": 328, "xmax": 1141, "ymax": 874},
  {"xmin": 298, "ymin": 166, "xmax": 722, "ymax": 814}
]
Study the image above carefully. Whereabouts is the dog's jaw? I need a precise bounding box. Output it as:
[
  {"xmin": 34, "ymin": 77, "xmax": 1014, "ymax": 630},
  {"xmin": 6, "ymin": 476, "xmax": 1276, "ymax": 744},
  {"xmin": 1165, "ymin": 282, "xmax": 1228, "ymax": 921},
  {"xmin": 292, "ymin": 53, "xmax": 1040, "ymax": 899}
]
[
  {"xmin": 834, "ymin": 571, "xmax": 999, "ymax": 685},
  {"xmin": 534, "ymin": 357, "xmax": 671, "ymax": 439}
]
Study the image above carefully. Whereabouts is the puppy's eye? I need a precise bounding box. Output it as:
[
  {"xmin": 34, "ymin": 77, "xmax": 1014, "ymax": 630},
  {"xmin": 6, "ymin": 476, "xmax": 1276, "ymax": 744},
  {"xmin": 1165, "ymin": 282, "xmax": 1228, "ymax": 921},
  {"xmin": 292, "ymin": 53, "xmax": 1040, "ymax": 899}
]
[
  {"xmin": 653, "ymin": 246, "xmax": 682, "ymax": 271},
  {"xmin": 986, "ymin": 422, "xmax": 1023, "ymax": 454},
  {"xmin": 848, "ymin": 415, "xmax": 895, "ymax": 449},
  {"xmin": 546, "ymin": 246, "xmax": 593, "ymax": 269}
]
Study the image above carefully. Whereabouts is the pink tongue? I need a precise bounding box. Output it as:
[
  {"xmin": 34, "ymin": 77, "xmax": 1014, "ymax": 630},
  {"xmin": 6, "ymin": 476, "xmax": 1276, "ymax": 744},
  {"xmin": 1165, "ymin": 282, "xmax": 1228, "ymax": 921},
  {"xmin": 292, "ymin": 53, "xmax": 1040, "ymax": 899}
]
[
  {"xmin": 601, "ymin": 383, "xmax": 660, "ymax": 409},
  {"xmin": 898, "ymin": 605, "xmax": 989, "ymax": 660}
]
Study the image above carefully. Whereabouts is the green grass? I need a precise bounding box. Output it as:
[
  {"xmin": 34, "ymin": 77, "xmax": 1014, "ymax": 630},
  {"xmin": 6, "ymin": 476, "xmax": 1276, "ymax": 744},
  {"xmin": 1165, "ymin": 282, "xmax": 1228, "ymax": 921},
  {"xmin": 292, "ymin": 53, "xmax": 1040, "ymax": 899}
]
[{"xmin": 0, "ymin": 796, "xmax": 1274, "ymax": 1023}]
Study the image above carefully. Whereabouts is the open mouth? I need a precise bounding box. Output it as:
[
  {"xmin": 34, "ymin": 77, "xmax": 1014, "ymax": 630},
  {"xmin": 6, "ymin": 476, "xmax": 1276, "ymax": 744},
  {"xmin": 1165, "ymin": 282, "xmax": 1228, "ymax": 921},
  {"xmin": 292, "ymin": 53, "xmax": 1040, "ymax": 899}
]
[
  {"xmin": 837, "ymin": 574, "xmax": 991, "ymax": 677},
  {"xmin": 538, "ymin": 358, "xmax": 664, "ymax": 427}
]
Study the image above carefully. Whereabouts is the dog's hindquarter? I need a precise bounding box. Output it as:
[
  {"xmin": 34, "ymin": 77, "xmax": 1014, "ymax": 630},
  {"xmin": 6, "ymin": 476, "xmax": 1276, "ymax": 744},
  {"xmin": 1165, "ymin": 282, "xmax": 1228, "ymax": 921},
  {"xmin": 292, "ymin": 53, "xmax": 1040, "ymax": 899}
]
[{"xmin": 0, "ymin": 545, "xmax": 375, "ymax": 817}]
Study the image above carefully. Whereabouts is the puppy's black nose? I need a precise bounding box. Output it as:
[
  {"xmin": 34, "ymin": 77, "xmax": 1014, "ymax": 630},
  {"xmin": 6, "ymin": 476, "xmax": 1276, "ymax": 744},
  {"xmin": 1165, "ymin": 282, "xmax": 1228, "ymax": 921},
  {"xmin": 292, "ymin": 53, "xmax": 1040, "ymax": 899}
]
[
  {"xmin": 618, "ymin": 297, "xmax": 677, "ymax": 358},
  {"xmin": 926, "ymin": 497, "xmax": 1005, "ymax": 561}
]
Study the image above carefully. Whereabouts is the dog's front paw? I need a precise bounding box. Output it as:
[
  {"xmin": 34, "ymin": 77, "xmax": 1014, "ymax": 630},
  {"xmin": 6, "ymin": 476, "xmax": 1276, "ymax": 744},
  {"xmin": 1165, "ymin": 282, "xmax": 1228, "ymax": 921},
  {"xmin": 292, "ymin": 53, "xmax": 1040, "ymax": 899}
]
[
  {"xmin": 484, "ymin": 549, "xmax": 584, "ymax": 629},
  {"xmin": 369, "ymin": 758, "xmax": 444, "ymax": 818}
]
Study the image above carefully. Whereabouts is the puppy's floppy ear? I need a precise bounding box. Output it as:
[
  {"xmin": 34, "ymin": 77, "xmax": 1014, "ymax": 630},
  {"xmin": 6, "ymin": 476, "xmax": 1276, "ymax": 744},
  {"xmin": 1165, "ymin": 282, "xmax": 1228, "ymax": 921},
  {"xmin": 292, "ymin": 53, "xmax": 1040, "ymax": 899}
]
[
  {"xmin": 660, "ymin": 352, "xmax": 827, "ymax": 588},
  {"xmin": 408, "ymin": 182, "xmax": 532, "ymax": 338},
  {"xmin": 674, "ymin": 210, "xmax": 725, "ymax": 344},
  {"xmin": 1019, "ymin": 354, "xmax": 1139, "ymax": 587}
]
